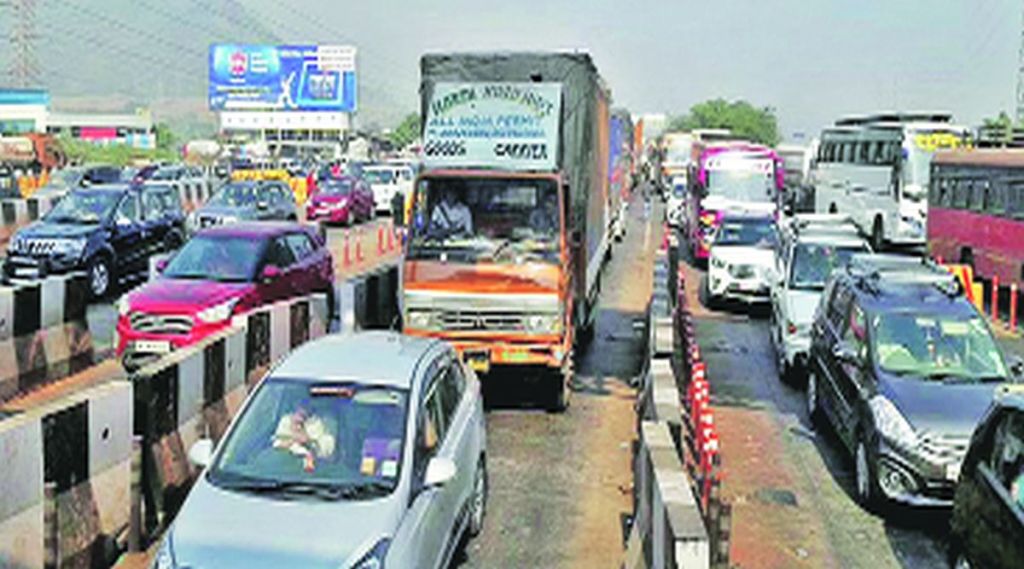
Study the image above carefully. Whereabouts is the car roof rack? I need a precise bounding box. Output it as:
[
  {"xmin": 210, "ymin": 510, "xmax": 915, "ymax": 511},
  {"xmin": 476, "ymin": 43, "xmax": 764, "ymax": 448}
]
[{"xmin": 846, "ymin": 254, "xmax": 961, "ymax": 296}]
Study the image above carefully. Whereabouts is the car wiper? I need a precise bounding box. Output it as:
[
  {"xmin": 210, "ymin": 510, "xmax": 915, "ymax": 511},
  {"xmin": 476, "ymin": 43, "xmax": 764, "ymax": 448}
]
[{"xmin": 340, "ymin": 480, "xmax": 395, "ymax": 499}]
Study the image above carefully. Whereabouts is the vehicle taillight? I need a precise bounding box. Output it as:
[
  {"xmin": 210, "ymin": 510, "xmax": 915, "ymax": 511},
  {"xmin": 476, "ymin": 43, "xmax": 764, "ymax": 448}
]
[{"xmin": 787, "ymin": 321, "xmax": 797, "ymax": 335}]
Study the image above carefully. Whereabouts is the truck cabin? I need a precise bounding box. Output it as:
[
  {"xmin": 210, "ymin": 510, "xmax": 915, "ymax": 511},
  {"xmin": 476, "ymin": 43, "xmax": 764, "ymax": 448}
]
[{"xmin": 407, "ymin": 170, "xmax": 565, "ymax": 265}]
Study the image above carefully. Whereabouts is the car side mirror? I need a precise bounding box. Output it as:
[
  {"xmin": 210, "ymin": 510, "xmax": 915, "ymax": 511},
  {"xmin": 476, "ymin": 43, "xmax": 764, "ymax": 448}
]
[
  {"xmin": 261, "ymin": 264, "xmax": 281, "ymax": 283},
  {"xmin": 832, "ymin": 341, "xmax": 859, "ymax": 365},
  {"xmin": 188, "ymin": 438, "xmax": 213, "ymax": 469},
  {"xmin": 423, "ymin": 456, "xmax": 457, "ymax": 488}
]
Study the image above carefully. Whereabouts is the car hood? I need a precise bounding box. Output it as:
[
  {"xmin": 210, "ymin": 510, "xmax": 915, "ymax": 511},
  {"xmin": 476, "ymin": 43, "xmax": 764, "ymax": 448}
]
[
  {"xmin": 170, "ymin": 477, "xmax": 401, "ymax": 569},
  {"xmin": 16, "ymin": 220, "xmax": 101, "ymax": 240},
  {"xmin": 196, "ymin": 205, "xmax": 258, "ymax": 219},
  {"xmin": 784, "ymin": 289, "xmax": 821, "ymax": 326},
  {"xmin": 128, "ymin": 278, "xmax": 254, "ymax": 312},
  {"xmin": 404, "ymin": 259, "xmax": 559, "ymax": 294},
  {"xmin": 881, "ymin": 376, "xmax": 1000, "ymax": 437},
  {"xmin": 711, "ymin": 245, "xmax": 775, "ymax": 268}
]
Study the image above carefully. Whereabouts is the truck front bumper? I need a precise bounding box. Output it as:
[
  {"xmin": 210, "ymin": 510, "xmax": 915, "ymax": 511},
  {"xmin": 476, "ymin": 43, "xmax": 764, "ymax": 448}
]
[{"xmin": 403, "ymin": 329, "xmax": 566, "ymax": 373}]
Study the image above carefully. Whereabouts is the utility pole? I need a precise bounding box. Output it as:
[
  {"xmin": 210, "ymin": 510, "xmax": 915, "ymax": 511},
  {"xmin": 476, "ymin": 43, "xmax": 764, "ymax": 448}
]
[{"xmin": 2, "ymin": 0, "xmax": 40, "ymax": 88}]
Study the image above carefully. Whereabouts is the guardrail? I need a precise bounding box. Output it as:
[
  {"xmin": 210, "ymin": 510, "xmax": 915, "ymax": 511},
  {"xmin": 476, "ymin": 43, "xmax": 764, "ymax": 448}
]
[
  {"xmin": 938, "ymin": 261, "xmax": 1020, "ymax": 335},
  {"xmin": 0, "ymin": 273, "xmax": 96, "ymax": 404}
]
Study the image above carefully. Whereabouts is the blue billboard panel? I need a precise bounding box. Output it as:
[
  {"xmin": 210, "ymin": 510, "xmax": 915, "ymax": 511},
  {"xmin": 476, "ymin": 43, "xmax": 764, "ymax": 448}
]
[{"xmin": 208, "ymin": 44, "xmax": 357, "ymax": 112}]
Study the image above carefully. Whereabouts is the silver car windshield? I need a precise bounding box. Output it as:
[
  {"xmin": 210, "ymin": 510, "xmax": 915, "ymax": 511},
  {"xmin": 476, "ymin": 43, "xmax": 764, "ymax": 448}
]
[
  {"xmin": 788, "ymin": 244, "xmax": 865, "ymax": 291},
  {"xmin": 208, "ymin": 379, "xmax": 409, "ymax": 498},
  {"xmin": 871, "ymin": 313, "xmax": 1007, "ymax": 381}
]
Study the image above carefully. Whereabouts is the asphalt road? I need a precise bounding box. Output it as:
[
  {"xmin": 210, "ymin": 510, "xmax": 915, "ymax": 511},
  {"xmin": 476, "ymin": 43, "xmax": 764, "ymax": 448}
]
[
  {"xmin": 456, "ymin": 197, "xmax": 655, "ymax": 568},
  {"xmin": 680, "ymin": 249, "xmax": 954, "ymax": 568}
]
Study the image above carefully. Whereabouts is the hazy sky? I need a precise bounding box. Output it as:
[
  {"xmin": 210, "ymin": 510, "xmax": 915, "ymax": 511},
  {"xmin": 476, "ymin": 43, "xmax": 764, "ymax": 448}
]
[{"xmin": 3, "ymin": 0, "xmax": 1018, "ymax": 138}]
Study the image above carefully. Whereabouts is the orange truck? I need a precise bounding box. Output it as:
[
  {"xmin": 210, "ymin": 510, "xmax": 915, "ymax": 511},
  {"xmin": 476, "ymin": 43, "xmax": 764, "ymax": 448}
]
[{"xmin": 401, "ymin": 52, "xmax": 612, "ymax": 410}]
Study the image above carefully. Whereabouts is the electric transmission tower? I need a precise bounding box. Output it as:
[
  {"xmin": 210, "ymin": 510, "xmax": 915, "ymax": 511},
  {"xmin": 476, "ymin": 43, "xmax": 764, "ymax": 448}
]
[{"xmin": 2, "ymin": 0, "xmax": 40, "ymax": 88}]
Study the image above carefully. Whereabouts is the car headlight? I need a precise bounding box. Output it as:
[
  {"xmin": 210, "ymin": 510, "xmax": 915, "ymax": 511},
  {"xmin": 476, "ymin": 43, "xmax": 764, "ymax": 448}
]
[
  {"xmin": 117, "ymin": 295, "xmax": 131, "ymax": 316},
  {"xmin": 869, "ymin": 395, "xmax": 918, "ymax": 449},
  {"xmin": 405, "ymin": 309, "xmax": 434, "ymax": 330},
  {"xmin": 56, "ymin": 238, "xmax": 86, "ymax": 258},
  {"xmin": 152, "ymin": 534, "xmax": 177, "ymax": 569},
  {"xmin": 351, "ymin": 537, "xmax": 390, "ymax": 569},
  {"xmin": 196, "ymin": 298, "xmax": 239, "ymax": 324},
  {"xmin": 710, "ymin": 256, "xmax": 726, "ymax": 269},
  {"xmin": 525, "ymin": 313, "xmax": 560, "ymax": 333}
]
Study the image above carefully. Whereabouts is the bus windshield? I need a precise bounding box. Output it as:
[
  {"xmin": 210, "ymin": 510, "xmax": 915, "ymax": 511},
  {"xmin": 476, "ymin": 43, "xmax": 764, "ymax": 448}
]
[
  {"xmin": 407, "ymin": 177, "xmax": 560, "ymax": 264},
  {"xmin": 706, "ymin": 169, "xmax": 775, "ymax": 203}
]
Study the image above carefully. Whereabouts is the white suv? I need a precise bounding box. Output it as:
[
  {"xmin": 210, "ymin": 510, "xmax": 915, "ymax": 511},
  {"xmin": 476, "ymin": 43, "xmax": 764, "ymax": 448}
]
[
  {"xmin": 706, "ymin": 212, "xmax": 778, "ymax": 306},
  {"xmin": 769, "ymin": 214, "xmax": 869, "ymax": 382}
]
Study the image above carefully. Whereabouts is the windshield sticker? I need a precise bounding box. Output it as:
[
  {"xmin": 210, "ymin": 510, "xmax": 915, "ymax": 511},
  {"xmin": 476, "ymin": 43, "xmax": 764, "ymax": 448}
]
[
  {"xmin": 939, "ymin": 321, "xmax": 969, "ymax": 335},
  {"xmin": 380, "ymin": 460, "xmax": 398, "ymax": 478},
  {"xmin": 362, "ymin": 438, "xmax": 401, "ymax": 477},
  {"xmin": 360, "ymin": 456, "xmax": 377, "ymax": 476},
  {"xmin": 353, "ymin": 390, "xmax": 402, "ymax": 405}
]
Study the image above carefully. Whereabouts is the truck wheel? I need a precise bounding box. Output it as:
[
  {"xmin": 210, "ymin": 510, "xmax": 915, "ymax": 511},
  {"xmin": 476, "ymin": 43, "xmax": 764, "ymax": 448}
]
[{"xmin": 547, "ymin": 363, "xmax": 571, "ymax": 413}]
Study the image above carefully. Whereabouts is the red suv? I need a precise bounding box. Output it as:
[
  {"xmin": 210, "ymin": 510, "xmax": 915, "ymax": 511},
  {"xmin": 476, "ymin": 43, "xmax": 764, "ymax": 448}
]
[{"xmin": 116, "ymin": 222, "xmax": 334, "ymax": 370}]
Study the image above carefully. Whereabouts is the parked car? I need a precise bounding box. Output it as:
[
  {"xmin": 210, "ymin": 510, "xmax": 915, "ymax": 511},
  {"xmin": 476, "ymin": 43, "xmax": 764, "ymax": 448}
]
[
  {"xmin": 807, "ymin": 254, "xmax": 1018, "ymax": 509},
  {"xmin": 187, "ymin": 180, "xmax": 297, "ymax": 233},
  {"xmin": 116, "ymin": 222, "xmax": 333, "ymax": 370},
  {"xmin": 30, "ymin": 166, "xmax": 86, "ymax": 201},
  {"xmin": 155, "ymin": 331, "xmax": 488, "ymax": 569},
  {"xmin": 705, "ymin": 212, "xmax": 777, "ymax": 306},
  {"xmin": 770, "ymin": 214, "xmax": 870, "ymax": 383},
  {"xmin": 949, "ymin": 385, "xmax": 1024, "ymax": 569},
  {"xmin": 363, "ymin": 164, "xmax": 414, "ymax": 214},
  {"xmin": 305, "ymin": 176, "xmax": 375, "ymax": 226},
  {"xmin": 3, "ymin": 183, "xmax": 186, "ymax": 297}
]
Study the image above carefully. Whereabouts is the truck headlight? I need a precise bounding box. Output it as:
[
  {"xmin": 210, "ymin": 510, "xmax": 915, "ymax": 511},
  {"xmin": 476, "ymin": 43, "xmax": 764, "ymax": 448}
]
[
  {"xmin": 869, "ymin": 396, "xmax": 918, "ymax": 449},
  {"xmin": 406, "ymin": 309, "xmax": 434, "ymax": 330},
  {"xmin": 196, "ymin": 298, "xmax": 238, "ymax": 324},
  {"xmin": 525, "ymin": 313, "xmax": 560, "ymax": 333}
]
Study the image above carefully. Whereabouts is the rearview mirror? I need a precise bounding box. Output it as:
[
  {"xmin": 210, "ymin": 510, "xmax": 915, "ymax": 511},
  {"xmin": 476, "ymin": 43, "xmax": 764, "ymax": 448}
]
[
  {"xmin": 261, "ymin": 264, "xmax": 281, "ymax": 283},
  {"xmin": 188, "ymin": 438, "xmax": 213, "ymax": 469},
  {"xmin": 832, "ymin": 341, "xmax": 859, "ymax": 365},
  {"xmin": 423, "ymin": 457, "xmax": 457, "ymax": 488}
]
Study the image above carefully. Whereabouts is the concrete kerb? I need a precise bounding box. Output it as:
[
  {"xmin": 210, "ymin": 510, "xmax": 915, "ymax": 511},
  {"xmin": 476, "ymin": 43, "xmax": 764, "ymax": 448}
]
[{"xmin": 0, "ymin": 377, "xmax": 133, "ymax": 568}]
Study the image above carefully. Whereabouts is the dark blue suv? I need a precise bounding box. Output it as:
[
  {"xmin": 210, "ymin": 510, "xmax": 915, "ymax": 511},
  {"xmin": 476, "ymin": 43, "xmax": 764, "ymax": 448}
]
[
  {"xmin": 3, "ymin": 183, "xmax": 186, "ymax": 297},
  {"xmin": 807, "ymin": 254, "xmax": 1021, "ymax": 510}
]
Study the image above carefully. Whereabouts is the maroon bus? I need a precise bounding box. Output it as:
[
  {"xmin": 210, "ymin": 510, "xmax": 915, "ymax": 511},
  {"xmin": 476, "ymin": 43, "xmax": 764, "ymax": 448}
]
[{"xmin": 928, "ymin": 149, "xmax": 1024, "ymax": 287}]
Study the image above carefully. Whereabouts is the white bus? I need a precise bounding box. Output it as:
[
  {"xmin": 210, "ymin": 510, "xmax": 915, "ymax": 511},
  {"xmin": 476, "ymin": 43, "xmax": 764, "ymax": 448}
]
[{"xmin": 810, "ymin": 112, "xmax": 968, "ymax": 249}]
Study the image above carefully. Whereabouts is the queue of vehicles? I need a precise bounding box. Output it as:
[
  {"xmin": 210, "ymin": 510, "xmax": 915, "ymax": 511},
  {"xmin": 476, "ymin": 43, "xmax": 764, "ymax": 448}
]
[{"xmin": 662, "ymin": 111, "xmax": 1023, "ymax": 568}]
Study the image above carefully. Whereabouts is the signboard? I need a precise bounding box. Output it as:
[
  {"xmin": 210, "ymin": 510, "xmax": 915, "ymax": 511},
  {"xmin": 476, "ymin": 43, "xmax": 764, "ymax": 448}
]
[
  {"xmin": 423, "ymin": 82, "xmax": 562, "ymax": 171},
  {"xmin": 208, "ymin": 44, "xmax": 357, "ymax": 112}
]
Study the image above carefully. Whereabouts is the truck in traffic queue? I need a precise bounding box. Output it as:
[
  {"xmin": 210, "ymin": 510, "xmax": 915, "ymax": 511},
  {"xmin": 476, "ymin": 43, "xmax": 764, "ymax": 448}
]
[{"xmin": 401, "ymin": 52, "xmax": 613, "ymax": 411}]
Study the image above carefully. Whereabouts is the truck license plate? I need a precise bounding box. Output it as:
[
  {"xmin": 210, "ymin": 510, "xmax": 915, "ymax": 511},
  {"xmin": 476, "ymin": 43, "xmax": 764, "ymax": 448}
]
[{"xmin": 134, "ymin": 340, "xmax": 171, "ymax": 354}]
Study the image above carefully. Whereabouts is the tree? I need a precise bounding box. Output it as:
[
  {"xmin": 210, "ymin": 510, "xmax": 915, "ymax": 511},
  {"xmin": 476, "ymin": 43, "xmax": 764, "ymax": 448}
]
[
  {"xmin": 154, "ymin": 122, "xmax": 177, "ymax": 152},
  {"xmin": 667, "ymin": 98, "xmax": 780, "ymax": 146},
  {"xmin": 981, "ymin": 111, "xmax": 1014, "ymax": 145},
  {"xmin": 388, "ymin": 113, "xmax": 421, "ymax": 149}
]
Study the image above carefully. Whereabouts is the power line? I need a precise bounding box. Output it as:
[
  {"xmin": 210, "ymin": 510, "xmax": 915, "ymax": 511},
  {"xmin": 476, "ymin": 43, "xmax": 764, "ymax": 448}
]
[{"xmin": 58, "ymin": 0, "xmax": 206, "ymax": 59}]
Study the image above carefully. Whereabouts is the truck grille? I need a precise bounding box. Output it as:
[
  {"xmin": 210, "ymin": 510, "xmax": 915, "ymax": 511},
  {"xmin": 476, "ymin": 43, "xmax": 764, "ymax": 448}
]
[
  {"xmin": 438, "ymin": 310, "xmax": 524, "ymax": 332},
  {"xmin": 129, "ymin": 312, "xmax": 193, "ymax": 335}
]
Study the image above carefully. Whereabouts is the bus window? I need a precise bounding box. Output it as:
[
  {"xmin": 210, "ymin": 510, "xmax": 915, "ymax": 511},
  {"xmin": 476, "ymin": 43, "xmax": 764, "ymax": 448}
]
[
  {"xmin": 953, "ymin": 179, "xmax": 971, "ymax": 209},
  {"xmin": 1008, "ymin": 184, "xmax": 1024, "ymax": 219},
  {"xmin": 986, "ymin": 182, "xmax": 1007, "ymax": 215},
  {"xmin": 857, "ymin": 142, "xmax": 870, "ymax": 164},
  {"xmin": 969, "ymin": 181, "xmax": 987, "ymax": 212},
  {"xmin": 929, "ymin": 176, "xmax": 942, "ymax": 206}
]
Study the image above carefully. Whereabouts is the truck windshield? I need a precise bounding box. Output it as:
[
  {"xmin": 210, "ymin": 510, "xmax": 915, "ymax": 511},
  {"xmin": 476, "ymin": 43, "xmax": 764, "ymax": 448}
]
[
  {"xmin": 902, "ymin": 130, "xmax": 965, "ymax": 200},
  {"xmin": 706, "ymin": 169, "xmax": 774, "ymax": 203},
  {"xmin": 407, "ymin": 177, "xmax": 560, "ymax": 264}
]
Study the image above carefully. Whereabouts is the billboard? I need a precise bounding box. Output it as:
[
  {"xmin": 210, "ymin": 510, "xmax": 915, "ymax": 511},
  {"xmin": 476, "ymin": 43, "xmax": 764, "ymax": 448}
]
[
  {"xmin": 423, "ymin": 82, "xmax": 562, "ymax": 171},
  {"xmin": 208, "ymin": 44, "xmax": 357, "ymax": 112}
]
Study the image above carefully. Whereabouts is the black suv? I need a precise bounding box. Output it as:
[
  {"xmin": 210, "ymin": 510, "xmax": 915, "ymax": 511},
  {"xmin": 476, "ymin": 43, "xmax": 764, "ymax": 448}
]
[
  {"xmin": 3, "ymin": 183, "xmax": 186, "ymax": 297},
  {"xmin": 807, "ymin": 254, "xmax": 1019, "ymax": 509},
  {"xmin": 949, "ymin": 386, "xmax": 1024, "ymax": 569}
]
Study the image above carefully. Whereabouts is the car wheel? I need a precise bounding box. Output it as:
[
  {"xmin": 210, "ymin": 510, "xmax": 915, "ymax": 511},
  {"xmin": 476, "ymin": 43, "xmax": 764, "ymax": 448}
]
[
  {"xmin": 855, "ymin": 438, "xmax": 880, "ymax": 510},
  {"xmin": 468, "ymin": 457, "xmax": 488, "ymax": 537},
  {"xmin": 87, "ymin": 255, "xmax": 113, "ymax": 298},
  {"xmin": 871, "ymin": 217, "xmax": 885, "ymax": 252},
  {"xmin": 547, "ymin": 368, "xmax": 569, "ymax": 413},
  {"xmin": 776, "ymin": 335, "xmax": 793, "ymax": 384},
  {"xmin": 701, "ymin": 275, "xmax": 718, "ymax": 310},
  {"xmin": 806, "ymin": 370, "xmax": 821, "ymax": 423}
]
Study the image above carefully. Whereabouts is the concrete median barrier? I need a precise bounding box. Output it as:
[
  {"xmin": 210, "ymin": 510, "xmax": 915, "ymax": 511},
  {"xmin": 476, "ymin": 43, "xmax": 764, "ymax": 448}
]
[
  {"xmin": 129, "ymin": 293, "xmax": 328, "ymax": 528},
  {"xmin": 0, "ymin": 378, "xmax": 133, "ymax": 569},
  {"xmin": 0, "ymin": 273, "xmax": 95, "ymax": 404}
]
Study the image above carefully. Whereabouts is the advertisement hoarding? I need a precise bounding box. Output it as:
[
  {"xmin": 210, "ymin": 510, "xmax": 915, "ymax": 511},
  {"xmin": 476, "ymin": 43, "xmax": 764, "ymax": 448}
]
[
  {"xmin": 209, "ymin": 44, "xmax": 357, "ymax": 112},
  {"xmin": 423, "ymin": 82, "xmax": 562, "ymax": 171}
]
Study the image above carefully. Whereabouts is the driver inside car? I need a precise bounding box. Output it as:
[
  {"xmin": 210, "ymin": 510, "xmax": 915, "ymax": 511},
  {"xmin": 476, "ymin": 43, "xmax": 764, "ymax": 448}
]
[{"xmin": 272, "ymin": 400, "xmax": 337, "ymax": 472}]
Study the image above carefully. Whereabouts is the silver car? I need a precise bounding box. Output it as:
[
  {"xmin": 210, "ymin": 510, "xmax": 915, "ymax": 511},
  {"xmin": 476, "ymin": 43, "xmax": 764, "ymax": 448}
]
[{"xmin": 155, "ymin": 331, "xmax": 488, "ymax": 569}]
